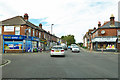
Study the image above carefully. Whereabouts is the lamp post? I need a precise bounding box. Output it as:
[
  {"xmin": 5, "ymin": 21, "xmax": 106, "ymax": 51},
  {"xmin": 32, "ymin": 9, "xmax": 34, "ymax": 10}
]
[
  {"xmin": 50, "ymin": 24, "xmax": 54, "ymax": 49},
  {"xmin": 51, "ymin": 24, "xmax": 54, "ymax": 35}
]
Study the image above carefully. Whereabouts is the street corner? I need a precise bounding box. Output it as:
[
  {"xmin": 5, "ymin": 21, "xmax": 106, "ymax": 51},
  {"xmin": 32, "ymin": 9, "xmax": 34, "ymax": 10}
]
[{"xmin": 0, "ymin": 59, "xmax": 11, "ymax": 67}]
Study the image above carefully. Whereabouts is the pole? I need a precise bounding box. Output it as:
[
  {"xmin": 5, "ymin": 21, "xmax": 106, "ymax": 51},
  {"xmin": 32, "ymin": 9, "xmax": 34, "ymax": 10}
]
[{"xmin": 50, "ymin": 24, "xmax": 54, "ymax": 48}]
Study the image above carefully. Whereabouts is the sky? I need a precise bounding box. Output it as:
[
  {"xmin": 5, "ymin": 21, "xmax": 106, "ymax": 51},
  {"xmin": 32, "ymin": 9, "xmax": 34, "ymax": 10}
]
[{"xmin": 0, "ymin": 0, "xmax": 119, "ymax": 43}]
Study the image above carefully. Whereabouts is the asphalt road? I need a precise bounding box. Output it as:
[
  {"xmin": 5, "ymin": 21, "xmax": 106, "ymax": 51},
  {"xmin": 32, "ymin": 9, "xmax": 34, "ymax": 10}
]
[{"xmin": 2, "ymin": 49, "xmax": 118, "ymax": 79}]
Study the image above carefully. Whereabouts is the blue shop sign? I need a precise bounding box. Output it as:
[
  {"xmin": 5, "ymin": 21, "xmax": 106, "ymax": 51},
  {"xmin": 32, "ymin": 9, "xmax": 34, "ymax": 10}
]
[
  {"xmin": 3, "ymin": 35, "xmax": 24, "ymax": 40},
  {"xmin": 24, "ymin": 36, "xmax": 32, "ymax": 40},
  {"xmin": 32, "ymin": 37, "xmax": 39, "ymax": 41}
]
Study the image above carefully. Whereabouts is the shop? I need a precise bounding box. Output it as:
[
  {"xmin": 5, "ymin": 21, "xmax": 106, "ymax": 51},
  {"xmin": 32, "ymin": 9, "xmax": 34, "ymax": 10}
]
[
  {"xmin": 40, "ymin": 39, "xmax": 47, "ymax": 51},
  {"xmin": 92, "ymin": 37, "xmax": 117, "ymax": 51},
  {"xmin": 32, "ymin": 37, "xmax": 39, "ymax": 52},
  {"xmin": 3, "ymin": 35, "xmax": 25, "ymax": 53},
  {"xmin": 24, "ymin": 36, "xmax": 32, "ymax": 52}
]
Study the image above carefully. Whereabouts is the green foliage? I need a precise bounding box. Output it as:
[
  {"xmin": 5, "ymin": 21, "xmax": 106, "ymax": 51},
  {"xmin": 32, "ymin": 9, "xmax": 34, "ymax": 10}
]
[
  {"xmin": 61, "ymin": 35, "xmax": 76, "ymax": 46},
  {"xmin": 82, "ymin": 46, "xmax": 87, "ymax": 49}
]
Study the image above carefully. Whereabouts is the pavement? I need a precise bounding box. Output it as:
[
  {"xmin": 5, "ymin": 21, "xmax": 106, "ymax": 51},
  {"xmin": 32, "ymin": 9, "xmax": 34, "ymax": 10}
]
[{"xmin": 79, "ymin": 47, "xmax": 120, "ymax": 54}]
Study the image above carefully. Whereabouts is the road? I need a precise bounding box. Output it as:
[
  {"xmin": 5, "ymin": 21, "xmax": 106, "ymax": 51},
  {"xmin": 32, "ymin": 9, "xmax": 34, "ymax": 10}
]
[{"xmin": 2, "ymin": 48, "xmax": 118, "ymax": 79}]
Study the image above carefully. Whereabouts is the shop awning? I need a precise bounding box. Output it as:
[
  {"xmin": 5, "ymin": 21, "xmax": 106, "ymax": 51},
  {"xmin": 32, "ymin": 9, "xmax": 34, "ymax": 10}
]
[{"xmin": 92, "ymin": 37, "xmax": 117, "ymax": 42}]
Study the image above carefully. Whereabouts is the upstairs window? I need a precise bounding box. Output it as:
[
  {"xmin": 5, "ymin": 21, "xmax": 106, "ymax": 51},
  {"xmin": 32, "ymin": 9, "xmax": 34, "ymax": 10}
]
[
  {"xmin": 15, "ymin": 27, "xmax": 20, "ymax": 35},
  {"xmin": 28, "ymin": 28, "xmax": 31, "ymax": 36},
  {"xmin": 36, "ymin": 31, "xmax": 38, "ymax": 36},
  {"xmin": 39, "ymin": 32, "xmax": 41, "ymax": 38},
  {"xmin": 33, "ymin": 29, "xmax": 35, "ymax": 36}
]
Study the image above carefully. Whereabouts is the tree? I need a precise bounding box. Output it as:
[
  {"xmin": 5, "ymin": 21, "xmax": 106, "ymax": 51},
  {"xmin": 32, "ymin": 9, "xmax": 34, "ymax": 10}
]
[{"xmin": 61, "ymin": 35, "xmax": 76, "ymax": 46}]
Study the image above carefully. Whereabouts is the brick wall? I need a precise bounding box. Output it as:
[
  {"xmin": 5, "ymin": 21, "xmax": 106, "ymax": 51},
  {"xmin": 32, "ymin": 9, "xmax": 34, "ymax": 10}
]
[
  {"xmin": 92, "ymin": 28, "xmax": 118, "ymax": 38},
  {"xmin": 98, "ymin": 28, "xmax": 117, "ymax": 36},
  {"xmin": 0, "ymin": 35, "xmax": 2, "ymax": 54}
]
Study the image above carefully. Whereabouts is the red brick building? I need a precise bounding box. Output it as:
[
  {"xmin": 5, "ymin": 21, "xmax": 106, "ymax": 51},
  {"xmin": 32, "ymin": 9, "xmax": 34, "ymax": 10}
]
[
  {"xmin": 91, "ymin": 14, "xmax": 120, "ymax": 51},
  {"xmin": 0, "ymin": 14, "xmax": 60, "ymax": 53}
]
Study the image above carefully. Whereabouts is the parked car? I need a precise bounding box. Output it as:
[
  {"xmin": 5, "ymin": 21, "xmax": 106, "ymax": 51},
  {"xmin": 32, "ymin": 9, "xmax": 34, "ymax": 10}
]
[
  {"xmin": 70, "ymin": 44, "xmax": 77, "ymax": 50},
  {"xmin": 72, "ymin": 46, "xmax": 80, "ymax": 53},
  {"xmin": 61, "ymin": 43, "xmax": 67, "ymax": 50},
  {"xmin": 50, "ymin": 45, "xmax": 65, "ymax": 57},
  {"xmin": 68, "ymin": 46, "xmax": 71, "ymax": 49}
]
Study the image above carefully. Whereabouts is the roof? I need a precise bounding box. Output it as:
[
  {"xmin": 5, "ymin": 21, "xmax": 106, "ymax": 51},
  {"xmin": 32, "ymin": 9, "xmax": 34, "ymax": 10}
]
[
  {"xmin": 0, "ymin": 16, "xmax": 44, "ymax": 32},
  {"xmin": 0, "ymin": 16, "xmax": 26, "ymax": 26},
  {"xmin": 0, "ymin": 15, "xmax": 59, "ymax": 38},
  {"xmin": 91, "ymin": 21, "xmax": 120, "ymax": 34},
  {"xmin": 99, "ymin": 21, "xmax": 120, "ymax": 28}
]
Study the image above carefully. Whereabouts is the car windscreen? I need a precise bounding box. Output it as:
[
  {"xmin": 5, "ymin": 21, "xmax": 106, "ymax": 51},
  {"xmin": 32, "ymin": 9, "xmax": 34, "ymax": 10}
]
[
  {"xmin": 73, "ymin": 46, "xmax": 79, "ymax": 48},
  {"xmin": 52, "ymin": 47, "xmax": 62, "ymax": 49}
]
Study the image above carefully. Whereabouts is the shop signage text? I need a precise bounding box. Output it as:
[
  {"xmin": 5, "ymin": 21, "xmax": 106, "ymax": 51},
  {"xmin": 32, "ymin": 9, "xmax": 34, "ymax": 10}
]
[{"xmin": 3, "ymin": 35, "xmax": 24, "ymax": 39}]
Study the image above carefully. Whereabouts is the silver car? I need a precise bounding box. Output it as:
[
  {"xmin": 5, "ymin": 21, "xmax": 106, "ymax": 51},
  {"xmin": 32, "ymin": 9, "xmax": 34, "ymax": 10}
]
[{"xmin": 72, "ymin": 46, "xmax": 80, "ymax": 53}]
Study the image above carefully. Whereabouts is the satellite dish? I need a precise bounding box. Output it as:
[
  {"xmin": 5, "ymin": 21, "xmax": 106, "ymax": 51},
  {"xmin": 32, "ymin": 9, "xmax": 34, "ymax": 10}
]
[{"xmin": 101, "ymin": 30, "xmax": 105, "ymax": 34}]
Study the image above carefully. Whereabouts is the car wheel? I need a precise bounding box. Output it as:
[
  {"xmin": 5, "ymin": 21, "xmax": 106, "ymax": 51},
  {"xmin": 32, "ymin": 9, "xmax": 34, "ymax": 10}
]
[
  {"xmin": 51, "ymin": 55, "xmax": 53, "ymax": 57},
  {"xmin": 63, "ymin": 55, "xmax": 65, "ymax": 57}
]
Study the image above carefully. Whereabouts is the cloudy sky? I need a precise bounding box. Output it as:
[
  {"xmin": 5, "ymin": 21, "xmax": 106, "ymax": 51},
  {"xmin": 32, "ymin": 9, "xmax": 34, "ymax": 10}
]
[{"xmin": 0, "ymin": 0, "xmax": 119, "ymax": 43}]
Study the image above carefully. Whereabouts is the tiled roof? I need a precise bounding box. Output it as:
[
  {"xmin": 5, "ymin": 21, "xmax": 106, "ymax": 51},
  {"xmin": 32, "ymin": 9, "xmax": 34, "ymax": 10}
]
[
  {"xmin": 91, "ymin": 21, "xmax": 120, "ymax": 34},
  {"xmin": 0, "ymin": 16, "xmax": 44, "ymax": 32},
  {"xmin": 99, "ymin": 21, "xmax": 120, "ymax": 28},
  {"xmin": 0, "ymin": 16, "xmax": 26, "ymax": 26},
  {"xmin": 0, "ymin": 15, "xmax": 58, "ymax": 38}
]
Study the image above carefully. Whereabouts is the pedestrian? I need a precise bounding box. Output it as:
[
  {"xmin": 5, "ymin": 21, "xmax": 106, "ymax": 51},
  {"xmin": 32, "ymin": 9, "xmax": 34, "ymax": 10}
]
[{"xmin": 102, "ymin": 47, "xmax": 103, "ymax": 53}]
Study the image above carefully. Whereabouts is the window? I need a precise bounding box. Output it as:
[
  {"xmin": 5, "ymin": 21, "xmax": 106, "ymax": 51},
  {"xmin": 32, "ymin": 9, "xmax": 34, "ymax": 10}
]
[
  {"xmin": 33, "ymin": 29, "xmax": 35, "ymax": 36},
  {"xmin": 44, "ymin": 34, "xmax": 46, "ymax": 39},
  {"xmin": 36, "ymin": 31, "xmax": 38, "ymax": 36},
  {"xmin": 0, "ymin": 27, "xmax": 2, "ymax": 34},
  {"xmin": 39, "ymin": 32, "xmax": 41, "ymax": 38},
  {"xmin": 4, "ymin": 41, "xmax": 22, "ymax": 50},
  {"xmin": 15, "ymin": 27, "xmax": 20, "ymax": 35},
  {"xmin": 28, "ymin": 28, "xmax": 31, "ymax": 36}
]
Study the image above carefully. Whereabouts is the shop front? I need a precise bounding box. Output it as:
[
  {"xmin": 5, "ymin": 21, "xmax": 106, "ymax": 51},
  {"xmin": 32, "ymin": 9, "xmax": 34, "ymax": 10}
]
[
  {"xmin": 92, "ymin": 37, "xmax": 117, "ymax": 51},
  {"xmin": 40, "ymin": 39, "xmax": 47, "ymax": 51},
  {"xmin": 24, "ymin": 36, "xmax": 32, "ymax": 52},
  {"xmin": 32, "ymin": 37, "xmax": 39, "ymax": 52},
  {"xmin": 3, "ymin": 35, "xmax": 25, "ymax": 53}
]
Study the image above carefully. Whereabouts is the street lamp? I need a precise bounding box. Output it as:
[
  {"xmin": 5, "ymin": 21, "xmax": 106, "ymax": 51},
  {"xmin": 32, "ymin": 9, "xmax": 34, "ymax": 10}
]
[
  {"xmin": 50, "ymin": 24, "xmax": 54, "ymax": 49},
  {"xmin": 51, "ymin": 24, "xmax": 54, "ymax": 35}
]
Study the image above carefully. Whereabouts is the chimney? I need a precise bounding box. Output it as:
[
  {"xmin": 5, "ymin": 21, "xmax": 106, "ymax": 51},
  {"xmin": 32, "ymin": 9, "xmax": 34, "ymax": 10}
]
[
  {"xmin": 110, "ymin": 14, "xmax": 115, "ymax": 25},
  {"xmin": 39, "ymin": 23, "xmax": 42, "ymax": 29},
  {"xmin": 24, "ymin": 13, "xmax": 29, "ymax": 21},
  {"xmin": 98, "ymin": 21, "xmax": 101, "ymax": 28},
  {"xmin": 93, "ymin": 27, "xmax": 96, "ymax": 30}
]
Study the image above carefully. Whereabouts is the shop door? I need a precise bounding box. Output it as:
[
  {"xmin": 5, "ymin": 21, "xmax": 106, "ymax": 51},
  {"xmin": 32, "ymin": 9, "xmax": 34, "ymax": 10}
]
[{"xmin": 25, "ymin": 41, "xmax": 32, "ymax": 52}]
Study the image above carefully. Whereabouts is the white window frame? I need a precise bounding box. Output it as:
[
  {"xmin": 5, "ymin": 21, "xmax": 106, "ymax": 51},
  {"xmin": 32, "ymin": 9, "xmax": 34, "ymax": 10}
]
[
  {"xmin": 15, "ymin": 27, "xmax": 20, "ymax": 35},
  {"xmin": 39, "ymin": 32, "xmax": 41, "ymax": 38},
  {"xmin": 44, "ymin": 33, "xmax": 46, "ymax": 39},
  {"xmin": 28, "ymin": 28, "xmax": 31, "ymax": 36}
]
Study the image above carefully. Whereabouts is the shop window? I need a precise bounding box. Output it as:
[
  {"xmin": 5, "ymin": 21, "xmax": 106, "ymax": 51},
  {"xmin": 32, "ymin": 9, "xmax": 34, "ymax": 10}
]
[
  {"xmin": 106, "ymin": 44, "xmax": 115, "ymax": 49},
  {"xmin": 4, "ymin": 41, "xmax": 22, "ymax": 50},
  {"xmin": 15, "ymin": 27, "xmax": 20, "ymax": 35},
  {"xmin": 32, "ymin": 41, "xmax": 37, "ymax": 52},
  {"xmin": 97, "ymin": 43, "xmax": 115, "ymax": 50}
]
